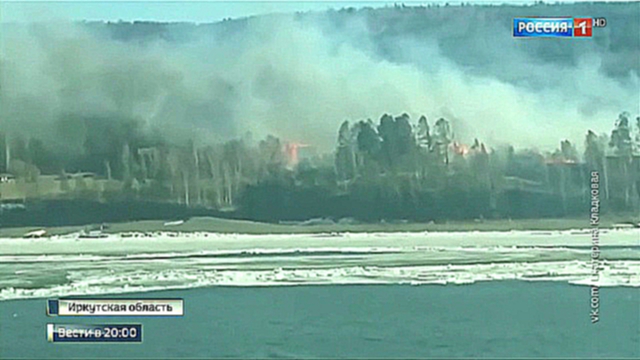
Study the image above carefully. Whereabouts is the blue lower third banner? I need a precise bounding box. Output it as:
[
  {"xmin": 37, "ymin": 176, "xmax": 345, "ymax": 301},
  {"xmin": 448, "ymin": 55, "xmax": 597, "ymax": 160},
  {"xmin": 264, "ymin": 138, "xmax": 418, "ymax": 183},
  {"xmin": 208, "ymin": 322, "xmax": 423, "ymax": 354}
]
[
  {"xmin": 47, "ymin": 324, "xmax": 142, "ymax": 343},
  {"xmin": 47, "ymin": 298, "xmax": 184, "ymax": 316},
  {"xmin": 513, "ymin": 17, "xmax": 573, "ymax": 37}
]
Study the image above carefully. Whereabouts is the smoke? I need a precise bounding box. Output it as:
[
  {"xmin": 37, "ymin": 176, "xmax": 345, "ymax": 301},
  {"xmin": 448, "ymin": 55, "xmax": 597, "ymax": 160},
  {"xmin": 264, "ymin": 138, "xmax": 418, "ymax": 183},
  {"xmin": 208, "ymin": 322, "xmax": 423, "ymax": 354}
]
[{"xmin": 1, "ymin": 7, "xmax": 638, "ymax": 160}]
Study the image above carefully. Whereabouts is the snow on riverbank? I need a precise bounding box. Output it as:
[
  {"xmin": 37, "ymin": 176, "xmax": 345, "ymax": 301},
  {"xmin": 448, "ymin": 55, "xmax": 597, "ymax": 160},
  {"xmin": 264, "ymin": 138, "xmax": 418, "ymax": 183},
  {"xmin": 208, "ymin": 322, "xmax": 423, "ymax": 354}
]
[
  {"xmin": 0, "ymin": 230, "xmax": 638, "ymax": 301},
  {"xmin": 0, "ymin": 228, "xmax": 638, "ymax": 256}
]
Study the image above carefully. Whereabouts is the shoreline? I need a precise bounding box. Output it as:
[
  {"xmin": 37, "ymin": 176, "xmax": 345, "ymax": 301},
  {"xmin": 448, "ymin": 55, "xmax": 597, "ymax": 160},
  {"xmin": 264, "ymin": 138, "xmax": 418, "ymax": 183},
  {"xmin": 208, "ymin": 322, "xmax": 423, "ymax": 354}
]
[
  {"xmin": 1, "ymin": 278, "xmax": 639, "ymax": 304},
  {"xmin": 1, "ymin": 224, "xmax": 638, "ymax": 256},
  {"xmin": 0, "ymin": 215, "xmax": 638, "ymax": 239}
]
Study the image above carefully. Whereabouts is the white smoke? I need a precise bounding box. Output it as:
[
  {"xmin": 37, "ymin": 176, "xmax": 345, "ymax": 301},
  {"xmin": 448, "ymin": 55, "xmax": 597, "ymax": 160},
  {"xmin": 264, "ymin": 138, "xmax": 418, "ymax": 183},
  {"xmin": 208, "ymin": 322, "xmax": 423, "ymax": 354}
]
[{"xmin": 1, "ymin": 10, "xmax": 638, "ymax": 156}]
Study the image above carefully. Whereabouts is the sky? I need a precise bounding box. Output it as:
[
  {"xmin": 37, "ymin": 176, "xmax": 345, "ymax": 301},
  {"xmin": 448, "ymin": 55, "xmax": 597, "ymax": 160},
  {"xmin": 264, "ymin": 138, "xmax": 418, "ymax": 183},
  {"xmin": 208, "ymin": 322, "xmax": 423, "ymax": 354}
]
[
  {"xmin": 0, "ymin": 0, "xmax": 620, "ymax": 24},
  {"xmin": 3, "ymin": 1, "xmax": 395, "ymax": 23}
]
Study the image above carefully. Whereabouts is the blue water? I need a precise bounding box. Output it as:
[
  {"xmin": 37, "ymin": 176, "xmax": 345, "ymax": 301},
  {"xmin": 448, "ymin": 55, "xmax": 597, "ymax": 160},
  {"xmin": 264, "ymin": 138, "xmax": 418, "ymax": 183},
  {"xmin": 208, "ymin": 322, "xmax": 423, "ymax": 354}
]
[{"xmin": 1, "ymin": 281, "xmax": 638, "ymax": 358}]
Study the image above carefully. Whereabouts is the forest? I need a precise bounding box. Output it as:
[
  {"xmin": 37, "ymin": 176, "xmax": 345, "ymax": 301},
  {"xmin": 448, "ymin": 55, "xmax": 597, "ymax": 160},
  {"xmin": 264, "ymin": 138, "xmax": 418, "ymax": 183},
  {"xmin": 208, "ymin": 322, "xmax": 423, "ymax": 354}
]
[{"xmin": 0, "ymin": 111, "xmax": 638, "ymax": 223}]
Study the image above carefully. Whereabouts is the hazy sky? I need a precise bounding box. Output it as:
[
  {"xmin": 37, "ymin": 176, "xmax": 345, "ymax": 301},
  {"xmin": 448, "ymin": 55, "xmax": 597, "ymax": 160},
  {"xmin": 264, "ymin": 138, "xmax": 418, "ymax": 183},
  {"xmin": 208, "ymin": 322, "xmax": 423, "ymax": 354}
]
[
  {"xmin": 3, "ymin": 1, "xmax": 389, "ymax": 23},
  {"xmin": 0, "ymin": 0, "xmax": 617, "ymax": 24}
]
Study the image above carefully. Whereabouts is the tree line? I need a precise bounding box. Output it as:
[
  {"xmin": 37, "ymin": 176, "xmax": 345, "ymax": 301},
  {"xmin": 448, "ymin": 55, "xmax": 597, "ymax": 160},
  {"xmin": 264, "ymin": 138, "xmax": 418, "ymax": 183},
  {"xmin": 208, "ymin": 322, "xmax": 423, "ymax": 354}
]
[{"xmin": 0, "ymin": 112, "xmax": 638, "ymax": 222}]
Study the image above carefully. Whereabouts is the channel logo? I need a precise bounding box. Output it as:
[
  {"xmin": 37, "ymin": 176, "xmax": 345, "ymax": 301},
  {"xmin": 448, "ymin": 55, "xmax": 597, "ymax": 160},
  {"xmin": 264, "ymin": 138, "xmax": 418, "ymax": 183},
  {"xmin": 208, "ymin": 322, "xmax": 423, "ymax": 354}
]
[{"xmin": 513, "ymin": 17, "xmax": 606, "ymax": 38}]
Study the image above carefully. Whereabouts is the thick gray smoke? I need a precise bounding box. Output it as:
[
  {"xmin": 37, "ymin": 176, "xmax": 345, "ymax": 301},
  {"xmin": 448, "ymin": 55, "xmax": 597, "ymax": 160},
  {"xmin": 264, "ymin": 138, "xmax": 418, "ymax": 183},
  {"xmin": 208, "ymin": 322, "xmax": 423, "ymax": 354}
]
[{"xmin": 1, "ymin": 6, "xmax": 638, "ymax": 156}]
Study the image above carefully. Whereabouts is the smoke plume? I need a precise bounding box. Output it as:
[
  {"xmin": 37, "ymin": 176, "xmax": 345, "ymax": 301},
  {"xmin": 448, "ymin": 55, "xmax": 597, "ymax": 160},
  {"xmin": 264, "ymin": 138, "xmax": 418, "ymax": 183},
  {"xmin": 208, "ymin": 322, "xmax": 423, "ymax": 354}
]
[{"xmin": 1, "ymin": 4, "xmax": 638, "ymax": 159}]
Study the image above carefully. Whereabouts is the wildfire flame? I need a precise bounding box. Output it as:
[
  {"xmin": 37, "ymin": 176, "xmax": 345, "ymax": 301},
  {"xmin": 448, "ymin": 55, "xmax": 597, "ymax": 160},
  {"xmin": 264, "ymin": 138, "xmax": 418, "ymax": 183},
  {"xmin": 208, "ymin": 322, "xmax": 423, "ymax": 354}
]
[
  {"xmin": 450, "ymin": 141, "xmax": 488, "ymax": 157},
  {"xmin": 451, "ymin": 142, "xmax": 470, "ymax": 156},
  {"xmin": 284, "ymin": 142, "xmax": 310, "ymax": 166}
]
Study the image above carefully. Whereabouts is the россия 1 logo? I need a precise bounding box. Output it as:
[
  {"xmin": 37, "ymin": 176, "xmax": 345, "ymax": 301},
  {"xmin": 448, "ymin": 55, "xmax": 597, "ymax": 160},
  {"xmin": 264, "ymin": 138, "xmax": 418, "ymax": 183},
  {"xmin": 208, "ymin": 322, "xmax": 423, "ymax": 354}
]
[{"xmin": 513, "ymin": 17, "xmax": 607, "ymax": 38}]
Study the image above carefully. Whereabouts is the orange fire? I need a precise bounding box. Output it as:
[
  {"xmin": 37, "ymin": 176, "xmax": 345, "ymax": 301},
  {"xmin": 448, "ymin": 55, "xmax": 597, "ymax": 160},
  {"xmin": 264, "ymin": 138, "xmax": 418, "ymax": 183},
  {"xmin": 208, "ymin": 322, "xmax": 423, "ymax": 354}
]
[
  {"xmin": 450, "ymin": 141, "xmax": 489, "ymax": 157},
  {"xmin": 451, "ymin": 142, "xmax": 470, "ymax": 156},
  {"xmin": 284, "ymin": 142, "xmax": 309, "ymax": 166}
]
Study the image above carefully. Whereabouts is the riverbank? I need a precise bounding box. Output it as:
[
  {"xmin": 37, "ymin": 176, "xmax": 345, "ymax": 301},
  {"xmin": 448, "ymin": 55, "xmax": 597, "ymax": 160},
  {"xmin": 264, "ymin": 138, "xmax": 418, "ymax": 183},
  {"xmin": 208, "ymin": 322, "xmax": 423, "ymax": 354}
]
[{"xmin": 0, "ymin": 214, "xmax": 638, "ymax": 238}]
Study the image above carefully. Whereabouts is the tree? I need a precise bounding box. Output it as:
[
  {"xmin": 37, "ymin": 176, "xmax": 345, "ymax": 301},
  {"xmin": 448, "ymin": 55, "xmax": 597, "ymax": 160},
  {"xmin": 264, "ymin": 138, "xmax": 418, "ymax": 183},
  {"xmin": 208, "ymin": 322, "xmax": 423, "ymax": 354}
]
[
  {"xmin": 560, "ymin": 140, "xmax": 578, "ymax": 163},
  {"xmin": 416, "ymin": 115, "xmax": 431, "ymax": 150},
  {"xmin": 607, "ymin": 112, "xmax": 635, "ymax": 209},
  {"xmin": 27, "ymin": 138, "xmax": 57, "ymax": 174},
  {"xmin": 394, "ymin": 113, "xmax": 414, "ymax": 157},
  {"xmin": 635, "ymin": 116, "xmax": 640, "ymax": 154},
  {"xmin": 335, "ymin": 120, "xmax": 356, "ymax": 182},
  {"xmin": 0, "ymin": 132, "xmax": 8, "ymax": 173},
  {"xmin": 585, "ymin": 131, "xmax": 604, "ymax": 169},
  {"xmin": 355, "ymin": 120, "xmax": 381, "ymax": 176},
  {"xmin": 609, "ymin": 112, "xmax": 633, "ymax": 156},
  {"xmin": 585, "ymin": 130, "xmax": 608, "ymax": 200},
  {"xmin": 432, "ymin": 118, "xmax": 452, "ymax": 165},
  {"xmin": 259, "ymin": 135, "xmax": 286, "ymax": 177},
  {"xmin": 356, "ymin": 120, "xmax": 381, "ymax": 157},
  {"xmin": 377, "ymin": 113, "xmax": 397, "ymax": 170}
]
